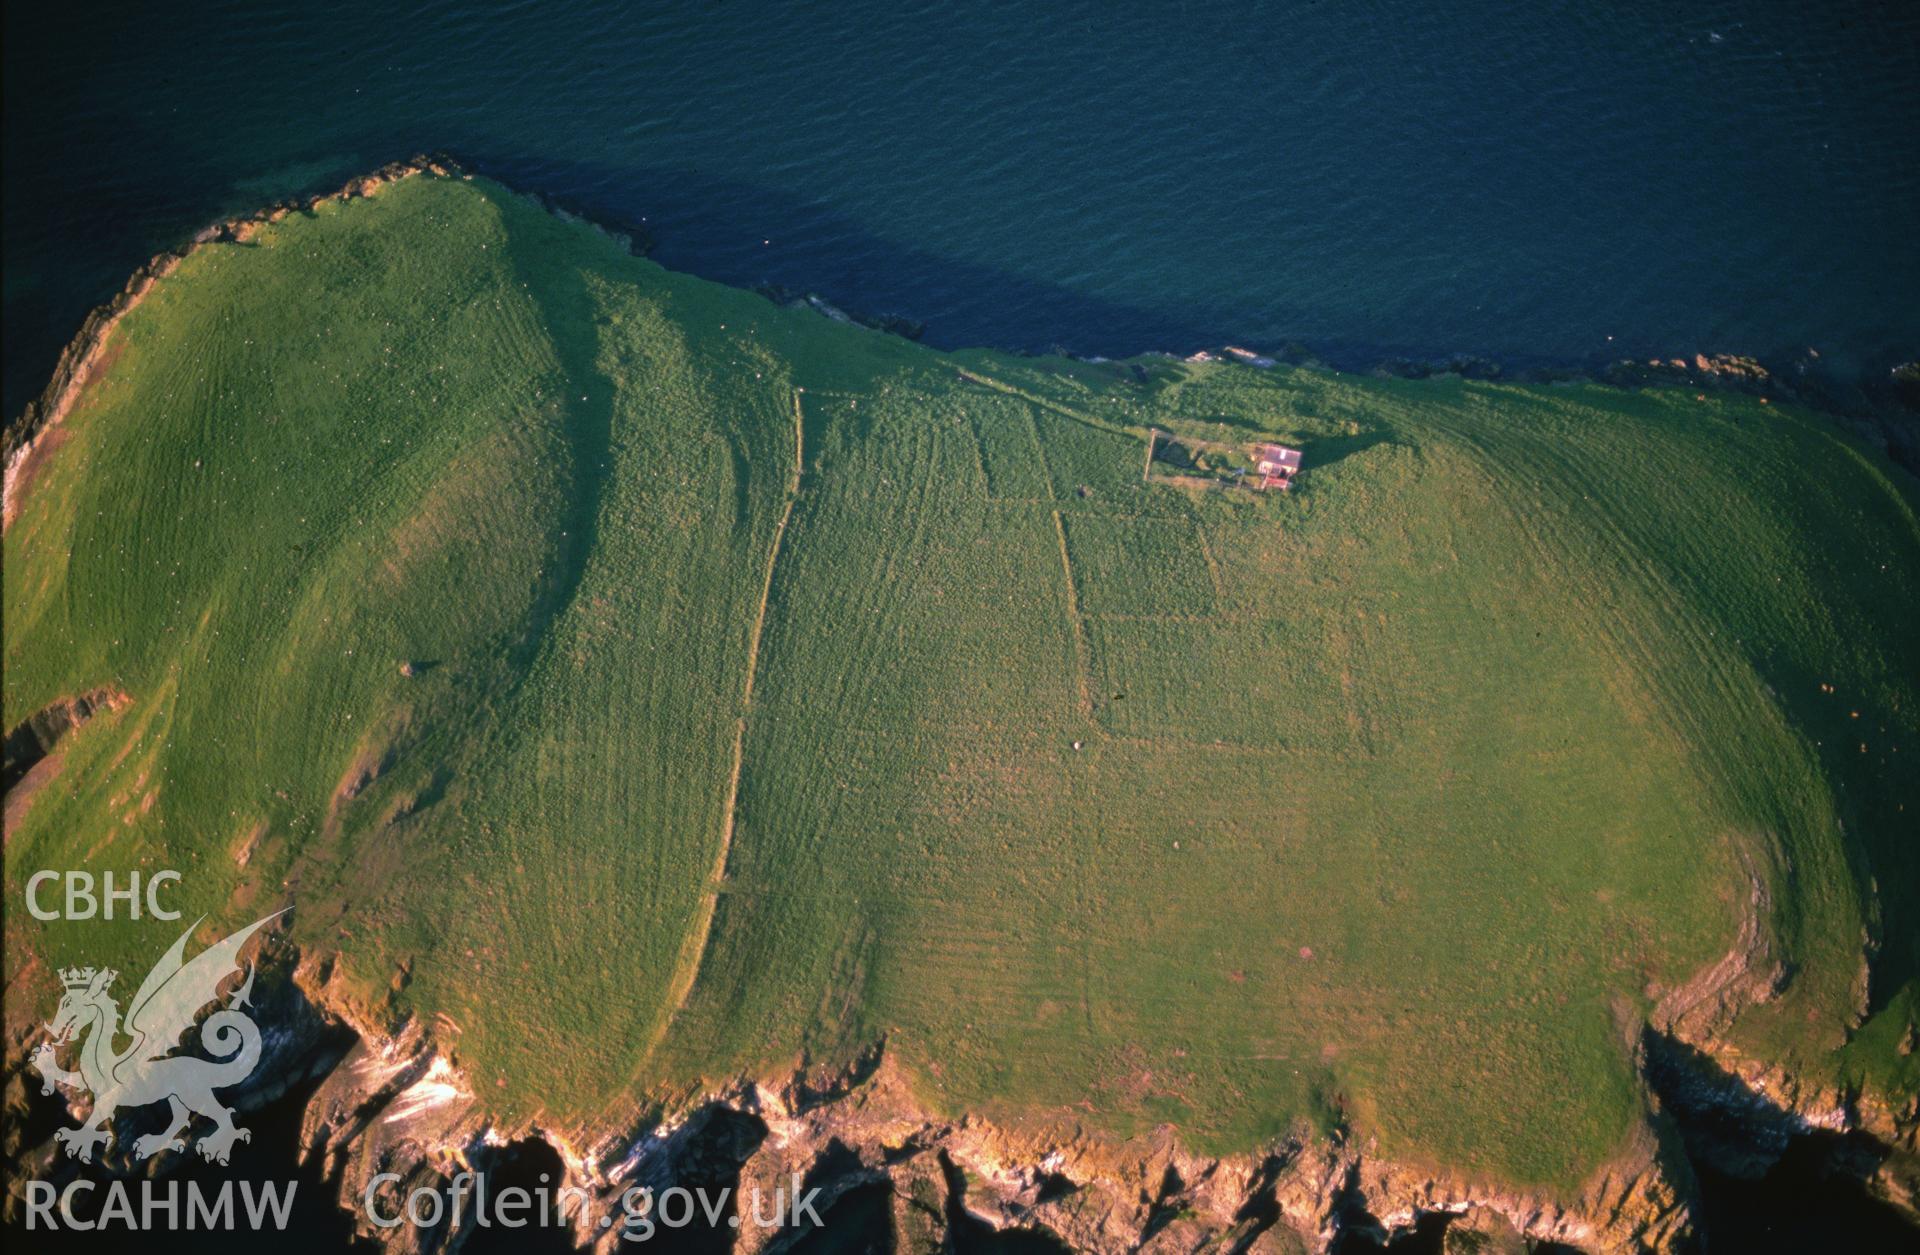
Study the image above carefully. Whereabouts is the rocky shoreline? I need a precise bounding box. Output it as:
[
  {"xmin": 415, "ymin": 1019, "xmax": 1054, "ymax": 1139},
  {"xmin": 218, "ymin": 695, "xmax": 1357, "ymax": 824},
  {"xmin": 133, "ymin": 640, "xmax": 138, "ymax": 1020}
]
[
  {"xmin": 5, "ymin": 941, "xmax": 1912, "ymax": 1253},
  {"xmin": 4, "ymin": 157, "xmax": 1915, "ymax": 1252}
]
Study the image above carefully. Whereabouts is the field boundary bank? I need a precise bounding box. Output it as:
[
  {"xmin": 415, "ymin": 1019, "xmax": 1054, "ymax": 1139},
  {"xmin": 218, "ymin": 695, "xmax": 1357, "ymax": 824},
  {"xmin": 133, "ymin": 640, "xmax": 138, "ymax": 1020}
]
[{"xmin": 648, "ymin": 386, "xmax": 806, "ymax": 1052}]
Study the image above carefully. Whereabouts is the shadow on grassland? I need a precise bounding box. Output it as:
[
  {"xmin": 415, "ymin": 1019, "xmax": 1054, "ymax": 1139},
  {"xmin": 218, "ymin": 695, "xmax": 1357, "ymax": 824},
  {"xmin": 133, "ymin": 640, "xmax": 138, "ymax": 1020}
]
[{"xmin": 496, "ymin": 192, "xmax": 619, "ymax": 666}]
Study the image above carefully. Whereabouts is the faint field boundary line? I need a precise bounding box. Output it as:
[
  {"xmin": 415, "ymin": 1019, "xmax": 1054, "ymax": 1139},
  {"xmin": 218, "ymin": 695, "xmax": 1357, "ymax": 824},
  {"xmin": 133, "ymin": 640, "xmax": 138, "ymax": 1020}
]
[
  {"xmin": 954, "ymin": 367, "xmax": 1131, "ymax": 439},
  {"xmin": 649, "ymin": 388, "xmax": 806, "ymax": 1053},
  {"xmin": 1051, "ymin": 509, "xmax": 1095, "ymax": 716},
  {"xmin": 955, "ymin": 361, "xmax": 1123, "ymax": 721},
  {"xmin": 1193, "ymin": 521, "xmax": 1227, "ymax": 604},
  {"xmin": 957, "ymin": 408, "xmax": 996, "ymax": 497},
  {"xmin": 956, "ymin": 366, "xmax": 1230, "ymax": 620},
  {"xmin": 1076, "ymin": 610, "xmax": 1247, "ymax": 624},
  {"xmin": 1014, "ymin": 389, "xmax": 1055, "ymax": 496}
]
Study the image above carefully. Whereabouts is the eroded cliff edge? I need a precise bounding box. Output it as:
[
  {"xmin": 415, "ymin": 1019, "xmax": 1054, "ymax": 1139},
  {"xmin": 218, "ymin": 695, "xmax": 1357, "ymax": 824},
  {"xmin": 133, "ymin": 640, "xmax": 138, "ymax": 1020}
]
[{"xmin": 4, "ymin": 931, "xmax": 1913, "ymax": 1253}]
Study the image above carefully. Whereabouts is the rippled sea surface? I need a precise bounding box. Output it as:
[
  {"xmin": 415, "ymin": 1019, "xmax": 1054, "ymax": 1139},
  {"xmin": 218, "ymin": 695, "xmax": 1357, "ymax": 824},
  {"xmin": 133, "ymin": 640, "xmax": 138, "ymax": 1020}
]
[{"xmin": 5, "ymin": 0, "xmax": 1917, "ymax": 414}]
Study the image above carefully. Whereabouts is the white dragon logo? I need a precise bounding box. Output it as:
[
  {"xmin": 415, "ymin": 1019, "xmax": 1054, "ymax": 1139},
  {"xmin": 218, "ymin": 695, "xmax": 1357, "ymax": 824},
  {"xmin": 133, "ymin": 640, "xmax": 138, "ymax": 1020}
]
[{"xmin": 28, "ymin": 911, "xmax": 283, "ymax": 1165}]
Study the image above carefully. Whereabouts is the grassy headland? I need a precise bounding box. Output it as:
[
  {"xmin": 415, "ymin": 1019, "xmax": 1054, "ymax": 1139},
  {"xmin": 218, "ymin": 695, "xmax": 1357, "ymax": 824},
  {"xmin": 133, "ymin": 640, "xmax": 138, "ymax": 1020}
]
[{"xmin": 4, "ymin": 172, "xmax": 1915, "ymax": 1198}]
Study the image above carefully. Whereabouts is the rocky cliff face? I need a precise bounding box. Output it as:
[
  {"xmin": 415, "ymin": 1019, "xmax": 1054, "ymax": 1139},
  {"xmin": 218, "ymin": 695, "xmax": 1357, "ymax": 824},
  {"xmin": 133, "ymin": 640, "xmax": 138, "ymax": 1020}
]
[
  {"xmin": 282, "ymin": 990, "xmax": 1690, "ymax": 1253},
  {"xmin": 11, "ymin": 946, "xmax": 1909, "ymax": 1253},
  {"xmin": 0, "ymin": 967, "xmax": 1671, "ymax": 1251}
]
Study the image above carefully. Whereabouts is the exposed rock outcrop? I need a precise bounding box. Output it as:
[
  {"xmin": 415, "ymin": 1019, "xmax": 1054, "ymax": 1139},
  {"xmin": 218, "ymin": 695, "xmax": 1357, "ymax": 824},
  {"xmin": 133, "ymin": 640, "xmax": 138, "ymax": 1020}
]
[
  {"xmin": 255, "ymin": 1021, "xmax": 1707, "ymax": 1255},
  {"xmin": 1, "ymin": 687, "xmax": 130, "ymax": 794},
  {"xmin": 1600, "ymin": 352, "xmax": 1774, "ymax": 394}
]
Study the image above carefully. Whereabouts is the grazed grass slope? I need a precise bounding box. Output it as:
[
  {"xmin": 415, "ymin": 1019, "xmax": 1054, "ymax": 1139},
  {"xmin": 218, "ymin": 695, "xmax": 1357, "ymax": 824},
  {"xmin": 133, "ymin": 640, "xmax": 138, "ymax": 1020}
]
[{"xmin": 5, "ymin": 175, "xmax": 1915, "ymax": 1195}]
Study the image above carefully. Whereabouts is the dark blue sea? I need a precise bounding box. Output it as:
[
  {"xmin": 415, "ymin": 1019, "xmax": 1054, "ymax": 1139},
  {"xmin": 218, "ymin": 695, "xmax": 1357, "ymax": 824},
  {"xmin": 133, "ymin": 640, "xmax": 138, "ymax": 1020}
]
[{"xmin": 5, "ymin": 0, "xmax": 1918, "ymax": 415}]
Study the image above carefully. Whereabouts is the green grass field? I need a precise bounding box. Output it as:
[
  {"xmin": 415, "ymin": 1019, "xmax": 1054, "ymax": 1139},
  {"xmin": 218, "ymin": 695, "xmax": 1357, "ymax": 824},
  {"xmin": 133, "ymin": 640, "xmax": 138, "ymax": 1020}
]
[{"xmin": 5, "ymin": 173, "xmax": 1915, "ymax": 1198}]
